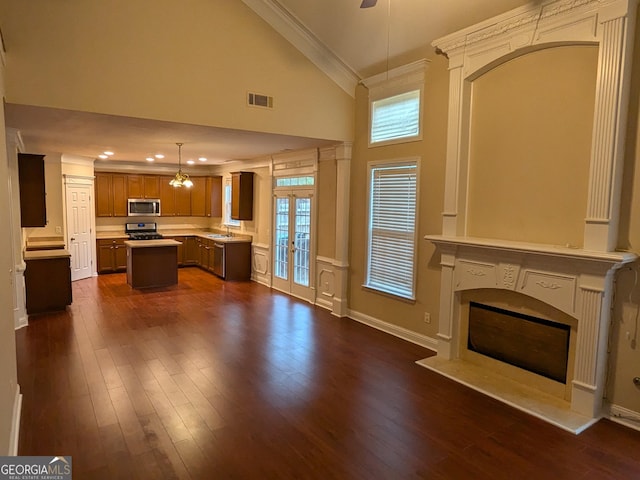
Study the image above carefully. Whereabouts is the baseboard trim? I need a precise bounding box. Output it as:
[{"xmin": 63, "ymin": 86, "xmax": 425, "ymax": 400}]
[
  {"xmin": 14, "ymin": 315, "xmax": 28, "ymax": 331},
  {"xmin": 609, "ymin": 404, "xmax": 640, "ymax": 432},
  {"xmin": 348, "ymin": 309, "xmax": 438, "ymax": 351},
  {"xmin": 9, "ymin": 385, "xmax": 22, "ymax": 456}
]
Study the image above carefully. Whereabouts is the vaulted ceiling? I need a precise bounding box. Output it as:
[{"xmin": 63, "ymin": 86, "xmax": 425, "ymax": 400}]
[{"xmin": 4, "ymin": 0, "xmax": 533, "ymax": 165}]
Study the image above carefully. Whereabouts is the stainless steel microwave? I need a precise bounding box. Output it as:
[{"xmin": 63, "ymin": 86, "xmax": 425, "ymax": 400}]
[{"xmin": 128, "ymin": 198, "xmax": 161, "ymax": 216}]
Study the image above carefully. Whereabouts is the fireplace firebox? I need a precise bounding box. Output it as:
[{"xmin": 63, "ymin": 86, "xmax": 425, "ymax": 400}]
[{"xmin": 468, "ymin": 302, "xmax": 570, "ymax": 384}]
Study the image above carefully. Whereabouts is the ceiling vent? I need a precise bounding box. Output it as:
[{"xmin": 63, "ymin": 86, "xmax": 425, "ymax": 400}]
[{"xmin": 248, "ymin": 92, "xmax": 273, "ymax": 109}]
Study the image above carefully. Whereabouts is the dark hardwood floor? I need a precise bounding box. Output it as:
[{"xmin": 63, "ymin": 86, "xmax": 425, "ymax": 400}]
[{"xmin": 15, "ymin": 268, "xmax": 640, "ymax": 479}]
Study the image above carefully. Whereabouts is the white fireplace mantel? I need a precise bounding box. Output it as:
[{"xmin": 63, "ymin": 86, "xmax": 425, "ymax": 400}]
[{"xmin": 424, "ymin": 0, "xmax": 639, "ymax": 432}]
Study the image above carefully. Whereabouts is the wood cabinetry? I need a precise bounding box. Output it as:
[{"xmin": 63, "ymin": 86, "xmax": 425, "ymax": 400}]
[
  {"xmin": 96, "ymin": 172, "xmax": 221, "ymax": 218},
  {"xmin": 97, "ymin": 238, "xmax": 128, "ymax": 273},
  {"xmin": 183, "ymin": 236, "xmax": 199, "ymax": 265},
  {"xmin": 190, "ymin": 177, "xmax": 207, "ymax": 216},
  {"xmin": 95, "ymin": 173, "xmax": 127, "ymax": 217},
  {"xmin": 24, "ymin": 252, "xmax": 72, "ymax": 314},
  {"xmin": 231, "ymin": 172, "xmax": 254, "ymax": 220},
  {"xmin": 216, "ymin": 241, "xmax": 252, "ymax": 280},
  {"xmin": 128, "ymin": 175, "xmax": 160, "ymax": 199},
  {"xmin": 18, "ymin": 153, "xmax": 47, "ymax": 227},
  {"xmin": 175, "ymin": 186, "xmax": 191, "ymax": 216},
  {"xmin": 206, "ymin": 176, "xmax": 223, "ymax": 217}
]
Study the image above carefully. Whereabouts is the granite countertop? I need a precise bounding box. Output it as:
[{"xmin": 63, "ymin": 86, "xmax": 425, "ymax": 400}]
[
  {"xmin": 124, "ymin": 239, "xmax": 182, "ymax": 248},
  {"xmin": 97, "ymin": 229, "xmax": 252, "ymax": 243},
  {"xmin": 24, "ymin": 249, "xmax": 71, "ymax": 260}
]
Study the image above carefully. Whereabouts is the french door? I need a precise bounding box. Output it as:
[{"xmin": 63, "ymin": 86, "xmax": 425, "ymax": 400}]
[{"xmin": 272, "ymin": 190, "xmax": 314, "ymax": 301}]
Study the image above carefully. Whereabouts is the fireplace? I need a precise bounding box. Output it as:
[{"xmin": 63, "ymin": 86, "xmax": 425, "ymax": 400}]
[
  {"xmin": 422, "ymin": 0, "xmax": 638, "ymax": 433},
  {"xmin": 467, "ymin": 302, "xmax": 570, "ymax": 384}
]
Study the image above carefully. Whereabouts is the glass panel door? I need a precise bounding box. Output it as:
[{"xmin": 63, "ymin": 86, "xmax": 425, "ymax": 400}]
[
  {"xmin": 293, "ymin": 197, "xmax": 311, "ymax": 287},
  {"xmin": 274, "ymin": 196, "xmax": 290, "ymax": 280},
  {"xmin": 272, "ymin": 190, "xmax": 314, "ymax": 301}
]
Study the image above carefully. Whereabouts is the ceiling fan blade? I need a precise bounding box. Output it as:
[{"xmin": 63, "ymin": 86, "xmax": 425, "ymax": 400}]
[{"xmin": 360, "ymin": 0, "xmax": 377, "ymax": 8}]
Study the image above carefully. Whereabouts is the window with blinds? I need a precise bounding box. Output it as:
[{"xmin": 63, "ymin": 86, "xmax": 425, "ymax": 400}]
[
  {"xmin": 365, "ymin": 159, "xmax": 418, "ymax": 300},
  {"xmin": 370, "ymin": 89, "xmax": 421, "ymax": 145}
]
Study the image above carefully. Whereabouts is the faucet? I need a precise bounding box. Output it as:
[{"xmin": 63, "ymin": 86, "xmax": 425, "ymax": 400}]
[{"xmin": 226, "ymin": 225, "xmax": 231, "ymax": 237}]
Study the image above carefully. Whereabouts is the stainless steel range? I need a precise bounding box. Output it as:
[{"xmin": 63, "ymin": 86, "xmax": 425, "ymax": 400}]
[{"xmin": 125, "ymin": 222, "xmax": 163, "ymax": 240}]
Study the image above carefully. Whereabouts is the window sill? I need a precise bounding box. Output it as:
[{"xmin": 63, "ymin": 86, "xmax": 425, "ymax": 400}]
[{"xmin": 362, "ymin": 284, "xmax": 416, "ymax": 303}]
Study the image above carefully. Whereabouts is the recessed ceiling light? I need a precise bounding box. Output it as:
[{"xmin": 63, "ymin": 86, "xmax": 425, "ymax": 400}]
[
  {"xmin": 98, "ymin": 154, "xmax": 108, "ymax": 159},
  {"xmin": 186, "ymin": 160, "xmax": 195, "ymax": 165},
  {"xmin": 103, "ymin": 151, "xmax": 114, "ymax": 156},
  {"xmin": 146, "ymin": 157, "xmax": 155, "ymax": 162},
  {"xmin": 155, "ymin": 154, "xmax": 164, "ymax": 159},
  {"xmin": 198, "ymin": 157, "xmax": 207, "ymax": 162}
]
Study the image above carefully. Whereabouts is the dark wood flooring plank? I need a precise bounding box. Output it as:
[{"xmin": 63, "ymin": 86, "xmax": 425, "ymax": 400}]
[{"xmin": 14, "ymin": 268, "xmax": 640, "ymax": 479}]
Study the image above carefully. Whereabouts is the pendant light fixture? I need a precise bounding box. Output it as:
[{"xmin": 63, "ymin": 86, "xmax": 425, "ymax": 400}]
[{"xmin": 169, "ymin": 142, "xmax": 193, "ymax": 188}]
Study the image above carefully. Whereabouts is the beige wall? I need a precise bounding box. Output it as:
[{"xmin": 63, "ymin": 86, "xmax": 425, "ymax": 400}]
[
  {"xmin": 468, "ymin": 46, "xmax": 597, "ymax": 247},
  {"xmin": 317, "ymin": 158, "xmax": 337, "ymax": 259},
  {"xmin": 0, "ymin": 62, "xmax": 19, "ymax": 454},
  {"xmin": 0, "ymin": 0, "xmax": 353, "ymax": 143},
  {"xmin": 348, "ymin": 52, "xmax": 449, "ymax": 336}
]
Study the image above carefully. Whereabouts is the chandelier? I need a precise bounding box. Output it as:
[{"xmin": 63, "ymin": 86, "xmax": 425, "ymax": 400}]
[{"xmin": 169, "ymin": 142, "xmax": 193, "ymax": 188}]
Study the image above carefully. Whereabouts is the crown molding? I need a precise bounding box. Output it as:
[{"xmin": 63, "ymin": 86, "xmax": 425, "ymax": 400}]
[{"xmin": 241, "ymin": 0, "xmax": 359, "ymax": 97}]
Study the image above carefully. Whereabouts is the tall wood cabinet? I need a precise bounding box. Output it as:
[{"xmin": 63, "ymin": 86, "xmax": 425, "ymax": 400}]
[
  {"xmin": 231, "ymin": 172, "xmax": 254, "ymax": 220},
  {"xmin": 18, "ymin": 153, "xmax": 47, "ymax": 227}
]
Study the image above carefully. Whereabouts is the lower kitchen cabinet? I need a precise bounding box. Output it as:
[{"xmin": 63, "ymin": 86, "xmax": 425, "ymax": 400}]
[
  {"xmin": 97, "ymin": 238, "xmax": 128, "ymax": 273},
  {"xmin": 215, "ymin": 241, "xmax": 251, "ymax": 280},
  {"xmin": 24, "ymin": 251, "xmax": 72, "ymax": 314},
  {"xmin": 183, "ymin": 236, "xmax": 199, "ymax": 265}
]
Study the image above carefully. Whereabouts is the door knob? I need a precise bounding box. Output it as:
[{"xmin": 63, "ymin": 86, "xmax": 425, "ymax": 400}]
[{"xmin": 71, "ymin": 237, "xmax": 76, "ymax": 241}]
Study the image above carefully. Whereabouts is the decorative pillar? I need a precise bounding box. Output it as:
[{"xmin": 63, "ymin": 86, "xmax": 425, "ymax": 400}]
[
  {"xmin": 333, "ymin": 142, "xmax": 352, "ymax": 317},
  {"xmin": 584, "ymin": 8, "xmax": 637, "ymax": 251}
]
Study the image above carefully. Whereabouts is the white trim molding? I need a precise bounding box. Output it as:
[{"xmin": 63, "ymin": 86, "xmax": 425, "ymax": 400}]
[
  {"xmin": 9, "ymin": 385, "xmax": 22, "ymax": 456},
  {"xmin": 240, "ymin": 0, "xmax": 359, "ymax": 97},
  {"xmin": 609, "ymin": 403, "xmax": 640, "ymax": 432},
  {"xmin": 432, "ymin": 0, "xmax": 638, "ymax": 251},
  {"xmin": 348, "ymin": 309, "xmax": 438, "ymax": 351}
]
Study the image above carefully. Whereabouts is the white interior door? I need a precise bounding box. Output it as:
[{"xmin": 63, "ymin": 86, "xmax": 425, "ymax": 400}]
[
  {"xmin": 272, "ymin": 190, "xmax": 314, "ymax": 301},
  {"xmin": 66, "ymin": 184, "xmax": 93, "ymax": 281}
]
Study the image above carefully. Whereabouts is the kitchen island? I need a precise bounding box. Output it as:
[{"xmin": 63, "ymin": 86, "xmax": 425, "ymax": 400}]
[{"xmin": 124, "ymin": 239, "xmax": 181, "ymax": 289}]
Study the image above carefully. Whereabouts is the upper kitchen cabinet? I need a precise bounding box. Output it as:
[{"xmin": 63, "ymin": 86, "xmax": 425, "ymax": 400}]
[
  {"xmin": 128, "ymin": 175, "xmax": 160, "ymax": 199},
  {"xmin": 231, "ymin": 172, "xmax": 253, "ymax": 220},
  {"xmin": 206, "ymin": 176, "xmax": 223, "ymax": 217},
  {"xmin": 159, "ymin": 176, "xmax": 177, "ymax": 216},
  {"xmin": 190, "ymin": 177, "xmax": 207, "ymax": 216},
  {"xmin": 95, "ymin": 173, "xmax": 127, "ymax": 217},
  {"xmin": 18, "ymin": 153, "xmax": 47, "ymax": 227}
]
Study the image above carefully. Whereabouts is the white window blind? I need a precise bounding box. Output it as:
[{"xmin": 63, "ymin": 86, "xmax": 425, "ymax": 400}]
[
  {"xmin": 365, "ymin": 160, "xmax": 418, "ymax": 299},
  {"xmin": 371, "ymin": 90, "xmax": 420, "ymax": 144}
]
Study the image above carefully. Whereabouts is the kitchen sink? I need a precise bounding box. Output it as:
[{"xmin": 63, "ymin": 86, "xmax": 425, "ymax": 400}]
[{"xmin": 207, "ymin": 234, "xmax": 231, "ymax": 239}]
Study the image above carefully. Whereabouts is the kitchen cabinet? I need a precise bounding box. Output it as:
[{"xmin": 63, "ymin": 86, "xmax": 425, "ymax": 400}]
[
  {"xmin": 175, "ymin": 185, "xmax": 192, "ymax": 216},
  {"xmin": 183, "ymin": 236, "xmax": 199, "ymax": 265},
  {"xmin": 231, "ymin": 172, "xmax": 254, "ymax": 220},
  {"xmin": 18, "ymin": 153, "xmax": 47, "ymax": 227},
  {"xmin": 24, "ymin": 250, "xmax": 72, "ymax": 314},
  {"xmin": 206, "ymin": 176, "xmax": 223, "ymax": 217},
  {"xmin": 95, "ymin": 173, "xmax": 127, "ymax": 217},
  {"xmin": 128, "ymin": 175, "xmax": 160, "ymax": 199},
  {"xmin": 197, "ymin": 237, "xmax": 211, "ymax": 270},
  {"xmin": 214, "ymin": 241, "xmax": 251, "ymax": 280},
  {"xmin": 125, "ymin": 240, "xmax": 179, "ymax": 289},
  {"xmin": 159, "ymin": 176, "xmax": 177, "ymax": 216},
  {"xmin": 190, "ymin": 177, "xmax": 207, "ymax": 216},
  {"xmin": 97, "ymin": 238, "xmax": 128, "ymax": 273}
]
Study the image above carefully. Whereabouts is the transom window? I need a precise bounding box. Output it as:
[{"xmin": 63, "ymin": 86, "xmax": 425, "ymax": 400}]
[
  {"xmin": 370, "ymin": 89, "xmax": 421, "ymax": 145},
  {"xmin": 365, "ymin": 158, "xmax": 419, "ymax": 300}
]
